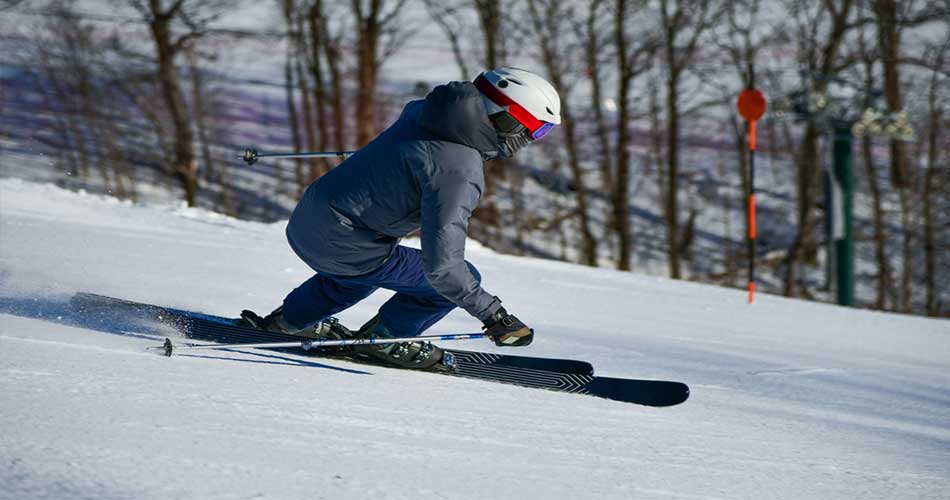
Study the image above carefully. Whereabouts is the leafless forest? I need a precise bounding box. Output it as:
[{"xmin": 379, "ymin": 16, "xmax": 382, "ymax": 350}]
[{"xmin": 0, "ymin": 0, "xmax": 948, "ymax": 317}]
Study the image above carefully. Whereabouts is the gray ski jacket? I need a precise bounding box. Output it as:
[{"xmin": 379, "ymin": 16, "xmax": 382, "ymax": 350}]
[{"xmin": 285, "ymin": 81, "xmax": 503, "ymax": 322}]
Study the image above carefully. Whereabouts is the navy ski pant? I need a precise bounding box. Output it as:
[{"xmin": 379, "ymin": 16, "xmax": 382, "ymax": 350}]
[{"xmin": 281, "ymin": 245, "xmax": 481, "ymax": 337}]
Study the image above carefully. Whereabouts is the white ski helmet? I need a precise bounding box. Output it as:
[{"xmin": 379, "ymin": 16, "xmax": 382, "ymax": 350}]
[{"xmin": 474, "ymin": 67, "xmax": 561, "ymax": 141}]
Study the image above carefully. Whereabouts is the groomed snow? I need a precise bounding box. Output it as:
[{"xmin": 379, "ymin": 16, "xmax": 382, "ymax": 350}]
[{"xmin": 1, "ymin": 177, "xmax": 948, "ymax": 500}]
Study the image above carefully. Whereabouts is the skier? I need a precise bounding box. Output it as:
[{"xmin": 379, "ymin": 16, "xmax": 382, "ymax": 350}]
[{"xmin": 241, "ymin": 67, "xmax": 561, "ymax": 369}]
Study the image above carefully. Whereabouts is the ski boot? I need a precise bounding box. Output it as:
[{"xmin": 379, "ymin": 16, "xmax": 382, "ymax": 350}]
[
  {"xmin": 350, "ymin": 315, "xmax": 444, "ymax": 370},
  {"xmin": 239, "ymin": 306, "xmax": 350, "ymax": 342}
]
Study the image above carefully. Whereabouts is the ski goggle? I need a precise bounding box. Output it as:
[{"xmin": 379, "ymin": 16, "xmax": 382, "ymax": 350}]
[
  {"xmin": 531, "ymin": 122, "xmax": 555, "ymax": 140},
  {"xmin": 475, "ymin": 74, "xmax": 556, "ymax": 141}
]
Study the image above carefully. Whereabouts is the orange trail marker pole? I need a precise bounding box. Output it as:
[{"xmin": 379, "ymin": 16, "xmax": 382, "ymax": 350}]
[
  {"xmin": 747, "ymin": 119, "xmax": 758, "ymax": 304},
  {"xmin": 737, "ymin": 69, "xmax": 767, "ymax": 304}
]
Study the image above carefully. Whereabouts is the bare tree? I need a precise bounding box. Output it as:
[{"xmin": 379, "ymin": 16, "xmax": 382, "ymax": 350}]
[
  {"xmin": 783, "ymin": 0, "xmax": 856, "ymax": 298},
  {"xmin": 281, "ymin": 0, "xmax": 306, "ymax": 191},
  {"xmin": 305, "ymin": 0, "xmax": 331, "ymax": 178},
  {"xmin": 473, "ymin": 0, "xmax": 504, "ymax": 68},
  {"xmin": 921, "ymin": 32, "xmax": 949, "ymax": 316},
  {"xmin": 873, "ymin": 0, "xmax": 914, "ymax": 311},
  {"xmin": 869, "ymin": 0, "xmax": 948, "ymax": 312},
  {"xmin": 351, "ymin": 0, "xmax": 410, "ymax": 146},
  {"xmin": 583, "ymin": 0, "xmax": 614, "ymax": 189},
  {"xmin": 851, "ymin": 24, "xmax": 897, "ymax": 310},
  {"xmin": 293, "ymin": 15, "xmax": 318, "ymax": 181},
  {"xmin": 472, "ymin": 0, "xmax": 509, "ymax": 246},
  {"xmin": 658, "ymin": 0, "xmax": 720, "ymax": 279},
  {"xmin": 30, "ymin": 2, "xmax": 138, "ymax": 198},
  {"xmin": 526, "ymin": 0, "xmax": 598, "ymax": 266},
  {"xmin": 578, "ymin": 0, "xmax": 616, "ymax": 260},
  {"xmin": 127, "ymin": 0, "xmax": 226, "ymax": 206},
  {"xmin": 186, "ymin": 48, "xmax": 213, "ymax": 196},
  {"xmin": 311, "ymin": 1, "xmax": 348, "ymax": 152},
  {"xmin": 421, "ymin": 0, "xmax": 471, "ymax": 79},
  {"xmin": 613, "ymin": 0, "xmax": 656, "ymax": 271}
]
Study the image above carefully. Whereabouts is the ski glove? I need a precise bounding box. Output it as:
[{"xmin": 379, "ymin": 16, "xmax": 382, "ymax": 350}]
[{"xmin": 483, "ymin": 306, "xmax": 533, "ymax": 347}]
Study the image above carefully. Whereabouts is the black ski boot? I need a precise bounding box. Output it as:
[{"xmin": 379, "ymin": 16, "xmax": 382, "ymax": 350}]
[
  {"xmin": 351, "ymin": 315, "xmax": 444, "ymax": 370},
  {"xmin": 239, "ymin": 306, "xmax": 348, "ymax": 341}
]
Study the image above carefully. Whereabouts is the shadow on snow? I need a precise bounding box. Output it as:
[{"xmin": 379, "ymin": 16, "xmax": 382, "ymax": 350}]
[{"xmin": 0, "ymin": 294, "xmax": 370, "ymax": 375}]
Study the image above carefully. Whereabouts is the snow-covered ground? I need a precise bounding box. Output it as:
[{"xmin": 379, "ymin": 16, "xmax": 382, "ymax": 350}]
[{"xmin": 1, "ymin": 178, "xmax": 948, "ymax": 500}]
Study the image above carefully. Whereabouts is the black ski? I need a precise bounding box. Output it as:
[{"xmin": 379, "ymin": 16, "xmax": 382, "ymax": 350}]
[
  {"xmin": 70, "ymin": 292, "xmax": 689, "ymax": 407},
  {"xmin": 70, "ymin": 292, "xmax": 592, "ymax": 375}
]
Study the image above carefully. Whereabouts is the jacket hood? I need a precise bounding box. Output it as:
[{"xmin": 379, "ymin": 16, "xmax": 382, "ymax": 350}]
[{"xmin": 417, "ymin": 81, "xmax": 499, "ymax": 160}]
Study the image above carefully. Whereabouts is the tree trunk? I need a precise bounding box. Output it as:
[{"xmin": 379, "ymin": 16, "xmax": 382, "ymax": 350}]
[
  {"xmin": 784, "ymin": 123, "xmax": 821, "ymax": 297},
  {"xmin": 659, "ymin": 0, "xmax": 713, "ymax": 279},
  {"xmin": 648, "ymin": 76, "xmax": 666, "ymax": 217},
  {"xmin": 307, "ymin": 2, "xmax": 330, "ymax": 177},
  {"xmin": 283, "ymin": 30, "xmax": 305, "ymax": 191},
  {"xmin": 318, "ymin": 11, "xmax": 346, "ymax": 152},
  {"xmin": 897, "ymin": 188, "xmax": 914, "ymax": 312},
  {"xmin": 562, "ymin": 101, "xmax": 598, "ymax": 266},
  {"xmin": 472, "ymin": 0, "xmax": 506, "ymax": 245},
  {"xmin": 923, "ymin": 65, "xmax": 942, "ymax": 316},
  {"xmin": 526, "ymin": 0, "xmax": 597, "ymax": 266},
  {"xmin": 293, "ymin": 29, "xmax": 318, "ymax": 181},
  {"xmin": 475, "ymin": 0, "xmax": 501, "ymax": 69},
  {"xmin": 188, "ymin": 51, "xmax": 217, "ymax": 209},
  {"xmin": 858, "ymin": 42, "xmax": 892, "ymax": 310},
  {"xmin": 613, "ymin": 0, "xmax": 632, "ymax": 271},
  {"xmin": 296, "ymin": 61, "xmax": 316, "ymax": 172},
  {"xmin": 582, "ymin": 0, "xmax": 615, "ymax": 261},
  {"xmin": 585, "ymin": 0, "xmax": 613, "ymax": 193},
  {"xmin": 354, "ymin": 4, "xmax": 379, "ymax": 147},
  {"xmin": 666, "ymin": 69, "xmax": 681, "ymax": 278},
  {"xmin": 148, "ymin": 1, "xmax": 197, "ymax": 206},
  {"xmin": 784, "ymin": 0, "xmax": 854, "ymax": 298},
  {"xmin": 922, "ymin": 161, "xmax": 936, "ymax": 316},
  {"xmin": 861, "ymin": 134, "xmax": 892, "ymax": 310},
  {"xmin": 875, "ymin": 0, "xmax": 906, "ymax": 189},
  {"xmin": 875, "ymin": 0, "xmax": 913, "ymax": 312}
]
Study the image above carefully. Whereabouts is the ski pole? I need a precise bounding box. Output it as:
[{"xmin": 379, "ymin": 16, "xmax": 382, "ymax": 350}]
[
  {"xmin": 238, "ymin": 148, "xmax": 357, "ymax": 165},
  {"xmin": 152, "ymin": 333, "xmax": 488, "ymax": 357}
]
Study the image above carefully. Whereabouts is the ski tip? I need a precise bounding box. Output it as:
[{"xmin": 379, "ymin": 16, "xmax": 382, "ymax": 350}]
[
  {"xmin": 665, "ymin": 382, "xmax": 690, "ymax": 407},
  {"xmin": 649, "ymin": 382, "xmax": 690, "ymax": 407}
]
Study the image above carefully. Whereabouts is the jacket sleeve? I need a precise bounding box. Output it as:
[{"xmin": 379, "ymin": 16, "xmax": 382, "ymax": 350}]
[{"xmin": 419, "ymin": 164, "xmax": 501, "ymax": 323}]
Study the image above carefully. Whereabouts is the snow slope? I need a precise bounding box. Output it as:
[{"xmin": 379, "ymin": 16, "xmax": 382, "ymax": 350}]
[{"xmin": 1, "ymin": 178, "xmax": 948, "ymax": 500}]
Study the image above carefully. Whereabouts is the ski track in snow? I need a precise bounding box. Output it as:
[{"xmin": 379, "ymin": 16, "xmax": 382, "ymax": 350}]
[{"xmin": 1, "ymin": 178, "xmax": 949, "ymax": 500}]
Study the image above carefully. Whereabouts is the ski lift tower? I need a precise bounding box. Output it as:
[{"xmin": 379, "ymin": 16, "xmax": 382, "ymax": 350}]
[{"xmin": 777, "ymin": 72, "xmax": 914, "ymax": 307}]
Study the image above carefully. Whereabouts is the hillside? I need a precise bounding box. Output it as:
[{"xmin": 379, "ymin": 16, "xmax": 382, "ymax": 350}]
[{"xmin": 1, "ymin": 178, "xmax": 948, "ymax": 500}]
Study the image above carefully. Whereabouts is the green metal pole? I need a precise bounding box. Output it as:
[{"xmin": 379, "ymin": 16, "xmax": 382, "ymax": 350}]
[
  {"xmin": 832, "ymin": 123, "xmax": 855, "ymax": 306},
  {"xmin": 823, "ymin": 162, "xmax": 833, "ymax": 291}
]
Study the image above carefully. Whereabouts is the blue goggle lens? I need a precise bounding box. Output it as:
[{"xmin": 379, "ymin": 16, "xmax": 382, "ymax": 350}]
[{"xmin": 531, "ymin": 122, "xmax": 555, "ymax": 140}]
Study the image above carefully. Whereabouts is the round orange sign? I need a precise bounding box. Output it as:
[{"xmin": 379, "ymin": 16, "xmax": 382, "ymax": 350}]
[{"xmin": 737, "ymin": 88, "xmax": 767, "ymax": 121}]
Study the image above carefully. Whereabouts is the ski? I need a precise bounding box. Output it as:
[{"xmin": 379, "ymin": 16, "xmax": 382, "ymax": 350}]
[
  {"xmin": 70, "ymin": 292, "xmax": 592, "ymax": 375},
  {"xmin": 70, "ymin": 292, "xmax": 689, "ymax": 407}
]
